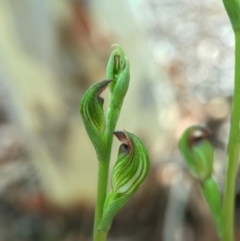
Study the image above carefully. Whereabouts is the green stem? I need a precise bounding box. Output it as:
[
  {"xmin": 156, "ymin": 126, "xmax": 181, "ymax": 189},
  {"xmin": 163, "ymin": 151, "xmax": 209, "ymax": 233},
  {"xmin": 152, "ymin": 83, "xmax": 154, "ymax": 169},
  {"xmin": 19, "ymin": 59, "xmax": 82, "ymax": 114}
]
[
  {"xmin": 93, "ymin": 160, "xmax": 109, "ymax": 241},
  {"xmin": 202, "ymin": 178, "xmax": 223, "ymax": 239},
  {"xmin": 93, "ymin": 95, "xmax": 122, "ymax": 241},
  {"xmin": 222, "ymin": 30, "xmax": 240, "ymax": 241}
]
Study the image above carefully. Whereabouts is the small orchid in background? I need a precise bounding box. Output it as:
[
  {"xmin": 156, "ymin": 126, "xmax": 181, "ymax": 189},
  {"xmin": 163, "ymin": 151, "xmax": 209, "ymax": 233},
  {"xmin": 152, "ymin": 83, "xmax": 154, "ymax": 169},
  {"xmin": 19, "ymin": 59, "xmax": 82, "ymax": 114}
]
[
  {"xmin": 80, "ymin": 45, "xmax": 149, "ymax": 241},
  {"xmin": 179, "ymin": 126, "xmax": 222, "ymax": 238},
  {"xmin": 179, "ymin": 126, "xmax": 214, "ymax": 181}
]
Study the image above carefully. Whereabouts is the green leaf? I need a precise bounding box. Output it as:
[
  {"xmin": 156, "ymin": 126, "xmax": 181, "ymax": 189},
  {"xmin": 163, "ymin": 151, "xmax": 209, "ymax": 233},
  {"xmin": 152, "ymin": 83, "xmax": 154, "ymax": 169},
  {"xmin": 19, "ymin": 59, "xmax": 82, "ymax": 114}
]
[
  {"xmin": 98, "ymin": 130, "xmax": 150, "ymax": 231},
  {"xmin": 222, "ymin": 0, "xmax": 240, "ymax": 30},
  {"xmin": 80, "ymin": 80, "xmax": 112, "ymax": 158},
  {"xmin": 98, "ymin": 191, "xmax": 132, "ymax": 232},
  {"xmin": 178, "ymin": 125, "xmax": 214, "ymax": 181}
]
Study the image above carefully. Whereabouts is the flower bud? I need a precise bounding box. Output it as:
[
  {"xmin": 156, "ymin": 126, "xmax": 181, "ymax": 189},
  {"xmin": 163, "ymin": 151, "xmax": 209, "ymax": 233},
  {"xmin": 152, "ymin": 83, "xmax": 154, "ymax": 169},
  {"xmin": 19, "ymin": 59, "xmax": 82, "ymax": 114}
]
[
  {"xmin": 110, "ymin": 58, "xmax": 130, "ymax": 108},
  {"xmin": 106, "ymin": 45, "xmax": 130, "ymax": 119},
  {"xmin": 80, "ymin": 80, "xmax": 112, "ymax": 157},
  {"xmin": 178, "ymin": 125, "xmax": 214, "ymax": 181},
  {"xmin": 104, "ymin": 46, "xmax": 130, "ymax": 133},
  {"xmin": 106, "ymin": 44, "xmax": 126, "ymax": 92},
  {"xmin": 98, "ymin": 130, "xmax": 150, "ymax": 231}
]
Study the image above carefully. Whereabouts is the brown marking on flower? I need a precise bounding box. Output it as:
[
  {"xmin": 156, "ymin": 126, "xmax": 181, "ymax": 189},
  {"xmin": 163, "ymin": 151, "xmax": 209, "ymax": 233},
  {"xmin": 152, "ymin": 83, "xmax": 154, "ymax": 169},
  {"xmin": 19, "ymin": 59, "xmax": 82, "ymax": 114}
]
[
  {"xmin": 113, "ymin": 130, "xmax": 133, "ymax": 154},
  {"xmin": 188, "ymin": 126, "xmax": 212, "ymax": 147}
]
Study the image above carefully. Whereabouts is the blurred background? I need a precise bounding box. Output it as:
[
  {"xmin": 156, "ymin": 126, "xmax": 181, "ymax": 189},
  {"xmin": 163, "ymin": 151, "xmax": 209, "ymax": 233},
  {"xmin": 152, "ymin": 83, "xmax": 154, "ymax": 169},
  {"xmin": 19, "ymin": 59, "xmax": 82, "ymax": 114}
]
[{"xmin": 0, "ymin": 0, "xmax": 239, "ymax": 240}]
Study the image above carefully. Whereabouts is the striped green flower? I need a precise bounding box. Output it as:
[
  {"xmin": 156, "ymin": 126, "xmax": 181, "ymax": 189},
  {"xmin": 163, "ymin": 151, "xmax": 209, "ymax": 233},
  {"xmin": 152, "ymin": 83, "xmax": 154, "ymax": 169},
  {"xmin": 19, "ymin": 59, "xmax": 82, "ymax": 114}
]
[
  {"xmin": 98, "ymin": 130, "xmax": 150, "ymax": 232},
  {"xmin": 80, "ymin": 80, "xmax": 112, "ymax": 158},
  {"xmin": 111, "ymin": 130, "xmax": 149, "ymax": 195}
]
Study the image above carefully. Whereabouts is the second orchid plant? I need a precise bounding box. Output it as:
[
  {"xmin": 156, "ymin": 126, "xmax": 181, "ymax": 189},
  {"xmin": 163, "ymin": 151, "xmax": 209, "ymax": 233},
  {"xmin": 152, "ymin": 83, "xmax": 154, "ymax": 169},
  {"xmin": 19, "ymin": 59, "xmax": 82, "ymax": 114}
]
[{"xmin": 179, "ymin": 1, "xmax": 240, "ymax": 241}]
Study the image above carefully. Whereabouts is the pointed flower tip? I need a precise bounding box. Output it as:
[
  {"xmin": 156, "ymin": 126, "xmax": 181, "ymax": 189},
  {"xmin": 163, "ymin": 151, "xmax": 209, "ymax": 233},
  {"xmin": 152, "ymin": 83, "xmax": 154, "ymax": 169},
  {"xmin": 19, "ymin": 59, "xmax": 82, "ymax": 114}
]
[
  {"xmin": 111, "ymin": 43, "xmax": 120, "ymax": 48},
  {"xmin": 80, "ymin": 79, "xmax": 112, "ymax": 102},
  {"xmin": 113, "ymin": 130, "xmax": 130, "ymax": 143},
  {"xmin": 95, "ymin": 79, "xmax": 113, "ymax": 95},
  {"xmin": 113, "ymin": 130, "xmax": 132, "ymax": 155},
  {"xmin": 111, "ymin": 43, "xmax": 125, "ymax": 53},
  {"xmin": 80, "ymin": 79, "xmax": 112, "ymax": 117}
]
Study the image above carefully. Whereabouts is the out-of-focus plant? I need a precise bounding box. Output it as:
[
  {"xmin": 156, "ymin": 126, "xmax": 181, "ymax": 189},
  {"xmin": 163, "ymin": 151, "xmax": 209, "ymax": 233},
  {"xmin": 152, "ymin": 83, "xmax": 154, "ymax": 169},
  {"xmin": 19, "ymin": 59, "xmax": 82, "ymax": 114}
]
[
  {"xmin": 221, "ymin": 0, "xmax": 240, "ymax": 240},
  {"xmin": 80, "ymin": 45, "xmax": 150, "ymax": 241},
  {"xmin": 179, "ymin": 1, "xmax": 240, "ymax": 240},
  {"xmin": 179, "ymin": 126, "xmax": 222, "ymax": 238}
]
